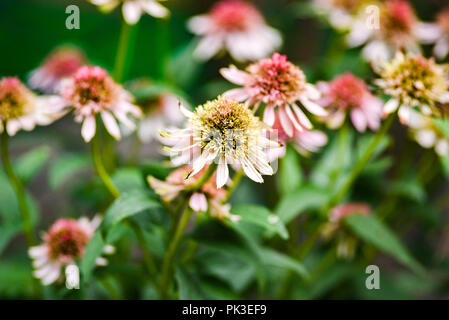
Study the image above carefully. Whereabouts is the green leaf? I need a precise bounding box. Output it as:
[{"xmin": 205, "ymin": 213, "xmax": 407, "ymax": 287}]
[
  {"xmin": 345, "ymin": 214, "xmax": 424, "ymax": 275},
  {"xmin": 112, "ymin": 168, "xmax": 146, "ymax": 193},
  {"xmin": 262, "ymin": 248, "xmax": 309, "ymax": 279},
  {"xmin": 167, "ymin": 41, "xmax": 202, "ymax": 90},
  {"xmin": 275, "ymin": 186, "xmax": 330, "ymax": 224},
  {"xmin": 15, "ymin": 146, "xmax": 50, "ymax": 184},
  {"xmin": 101, "ymin": 189, "xmax": 161, "ymax": 232},
  {"xmin": 278, "ymin": 146, "xmax": 303, "ymax": 195},
  {"xmin": 49, "ymin": 154, "xmax": 91, "ymax": 190},
  {"xmin": 175, "ymin": 266, "xmax": 208, "ymax": 300},
  {"xmin": 231, "ymin": 205, "xmax": 288, "ymax": 239},
  {"xmin": 80, "ymin": 232, "xmax": 105, "ymax": 283}
]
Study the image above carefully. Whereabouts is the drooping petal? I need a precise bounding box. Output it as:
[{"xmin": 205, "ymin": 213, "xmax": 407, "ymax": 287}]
[
  {"xmin": 263, "ymin": 105, "xmax": 275, "ymax": 126},
  {"xmin": 350, "ymin": 108, "xmax": 367, "ymax": 132},
  {"xmin": 101, "ymin": 111, "xmax": 121, "ymax": 140},
  {"xmin": 220, "ymin": 65, "xmax": 249, "ymax": 85},
  {"xmin": 141, "ymin": 0, "xmax": 169, "ymax": 18},
  {"xmin": 81, "ymin": 115, "xmax": 96, "ymax": 142},
  {"xmin": 189, "ymin": 192, "xmax": 208, "ymax": 212},
  {"xmin": 216, "ymin": 157, "xmax": 229, "ymax": 188},
  {"xmin": 122, "ymin": 0, "xmax": 142, "ymax": 25}
]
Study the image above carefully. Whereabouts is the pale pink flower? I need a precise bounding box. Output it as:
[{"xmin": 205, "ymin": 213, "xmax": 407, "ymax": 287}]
[
  {"xmin": 0, "ymin": 77, "xmax": 66, "ymax": 136},
  {"xmin": 423, "ymin": 7, "xmax": 449, "ymax": 60},
  {"xmin": 28, "ymin": 47, "xmax": 86, "ymax": 94},
  {"xmin": 188, "ymin": 0, "xmax": 282, "ymax": 61},
  {"xmin": 346, "ymin": 0, "xmax": 440, "ymax": 66},
  {"xmin": 61, "ymin": 66, "xmax": 142, "ymax": 142},
  {"xmin": 89, "ymin": 0, "xmax": 169, "ymax": 25},
  {"xmin": 317, "ymin": 73, "xmax": 383, "ymax": 132},
  {"xmin": 267, "ymin": 111, "xmax": 328, "ymax": 161},
  {"xmin": 28, "ymin": 216, "xmax": 114, "ymax": 286},
  {"xmin": 220, "ymin": 53, "xmax": 327, "ymax": 137}
]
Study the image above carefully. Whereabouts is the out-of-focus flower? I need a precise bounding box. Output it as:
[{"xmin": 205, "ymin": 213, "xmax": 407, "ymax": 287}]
[
  {"xmin": 0, "ymin": 77, "xmax": 65, "ymax": 136},
  {"xmin": 267, "ymin": 111, "xmax": 327, "ymax": 161},
  {"xmin": 317, "ymin": 72, "xmax": 383, "ymax": 132},
  {"xmin": 312, "ymin": 0, "xmax": 373, "ymax": 31},
  {"xmin": 89, "ymin": 0, "xmax": 169, "ymax": 25},
  {"xmin": 423, "ymin": 7, "xmax": 449, "ymax": 60},
  {"xmin": 220, "ymin": 53, "xmax": 327, "ymax": 137},
  {"xmin": 61, "ymin": 66, "xmax": 142, "ymax": 142},
  {"xmin": 322, "ymin": 202, "xmax": 371, "ymax": 259},
  {"xmin": 374, "ymin": 52, "xmax": 449, "ymax": 124},
  {"xmin": 28, "ymin": 46, "xmax": 86, "ymax": 94},
  {"xmin": 148, "ymin": 165, "xmax": 240, "ymax": 222},
  {"xmin": 188, "ymin": 0, "xmax": 282, "ymax": 61},
  {"xmin": 28, "ymin": 217, "xmax": 114, "ymax": 286},
  {"xmin": 407, "ymin": 110, "xmax": 449, "ymax": 156},
  {"xmin": 159, "ymin": 96, "xmax": 278, "ymax": 188},
  {"xmin": 346, "ymin": 0, "xmax": 440, "ymax": 65}
]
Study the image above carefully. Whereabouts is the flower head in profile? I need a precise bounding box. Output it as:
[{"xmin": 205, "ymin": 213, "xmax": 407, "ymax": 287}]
[
  {"xmin": 267, "ymin": 111, "xmax": 328, "ymax": 161},
  {"xmin": 148, "ymin": 165, "xmax": 240, "ymax": 222},
  {"xmin": 0, "ymin": 77, "xmax": 65, "ymax": 136},
  {"xmin": 375, "ymin": 52, "xmax": 449, "ymax": 124},
  {"xmin": 221, "ymin": 53, "xmax": 327, "ymax": 137},
  {"xmin": 407, "ymin": 110, "xmax": 449, "ymax": 156},
  {"xmin": 61, "ymin": 66, "xmax": 142, "ymax": 142},
  {"xmin": 346, "ymin": 0, "xmax": 440, "ymax": 65},
  {"xmin": 188, "ymin": 0, "xmax": 282, "ymax": 61},
  {"xmin": 89, "ymin": 0, "xmax": 169, "ymax": 25},
  {"xmin": 160, "ymin": 96, "xmax": 278, "ymax": 188},
  {"xmin": 322, "ymin": 202, "xmax": 371, "ymax": 259},
  {"xmin": 28, "ymin": 216, "xmax": 114, "ymax": 286},
  {"xmin": 317, "ymin": 72, "xmax": 383, "ymax": 132},
  {"xmin": 28, "ymin": 46, "xmax": 86, "ymax": 94}
]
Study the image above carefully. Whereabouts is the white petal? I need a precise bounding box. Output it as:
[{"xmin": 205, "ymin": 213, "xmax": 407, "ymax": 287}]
[
  {"xmin": 193, "ymin": 35, "xmax": 223, "ymax": 61},
  {"xmin": 122, "ymin": 1, "xmax": 142, "ymax": 25},
  {"xmin": 240, "ymin": 156, "xmax": 263, "ymax": 183},
  {"xmin": 41, "ymin": 265, "xmax": 61, "ymax": 285},
  {"xmin": 189, "ymin": 192, "xmax": 208, "ymax": 212},
  {"xmin": 6, "ymin": 120, "xmax": 21, "ymax": 136},
  {"xmin": 416, "ymin": 129, "xmax": 436, "ymax": 148},
  {"xmin": 264, "ymin": 105, "xmax": 275, "ymax": 126},
  {"xmin": 279, "ymin": 106, "xmax": 293, "ymax": 137},
  {"xmin": 292, "ymin": 103, "xmax": 312, "ymax": 129},
  {"xmin": 29, "ymin": 245, "xmax": 47, "ymax": 258},
  {"xmin": 216, "ymin": 157, "xmax": 229, "ymax": 188},
  {"xmin": 141, "ymin": 0, "xmax": 169, "ymax": 18},
  {"xmin": 436, "ymin": 139, "xmax": 449, "ymax": 156},
  {"xmin": 434, "ymin": 37, "xmax": 449, "ymax": 60},
  {"xmin": 222, "ymin": 88, "xmax": 249, "ymax": 102},
  {"xmin": 300, "ymin": 98, "xmax": 328, "ymax": 116},
  {"xmin": 187, "ymin": 15, "xmax": 212, "ymax": 35},
  {"xmin": 81, "ymin": 115, "xmax": 96, "ymax": 142},
  {"xmin": 101, "ymin": 111, "xmax": 121, "ymax": 140},
  {"xmin": 220, "ymin": 65, "xmax": 249, "ymax": 85},
  {"xmin": 383, "ymin": 99, "xmax": 400, "ymax": 115}
]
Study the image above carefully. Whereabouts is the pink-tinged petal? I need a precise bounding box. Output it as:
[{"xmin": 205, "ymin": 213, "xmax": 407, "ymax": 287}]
[
  {"xmin": 416, "ymin": 129, "xmax": 436, "ymax": 148},
  {"xmin": 398, "ymin": 105, "xmax": 411, "ymax": 125},
  {"xmin": 305, "ymin": 84, "xmax": 321, "ymax": 100},
  {"xmin": 263, "ymin": 105, "xmax": 275, "ymax": 126},
  {"xmin": 220, "ymin": 65, "xmax": 249, "ymax": 85},
  {"xmin": 193, "ymin": 35, "xmax": 223, "ymax": 61},
  {"xmin": 222, "ymin": 88, "xmax": 249, "ymax": 102},
  {"xmin": 434, "ymin": 37, "xmax": 449, "ymax": 60},
  {"xmin": 41, "ymin": 265, "xmax": 61, "ymax": 286},
  {"xmin": 216, "ymin": 157, "xmax": 229, "ymax": 188},
  {"xmin": 266, "ymin": 145, "xmax": 286, "ymax": 162},
  {"xmin": 327, "ymin": 110, "xmax": 346, "ymax": 129},
  {"xmin": 101, "ymin": 111, "xmax": 121, "ymax": 140},
  {"xmin": 81, "ymin": 115, "xmax": 96, "ymax": 142},
  {"xmin": 189, "ymin": 193, "xmax": 208, "ymax": 212},
  {"xmin": 141, "ymin": 0, "xmax": 169, "ymax": 18},
  {"xmin": 279, "ymin": 107, "xmax": 293, "ymax": 137},
  {"xmin": 414, "ymin": 22, "xmax": 442, "ymax": 44},
  {"xmin": 291, "ymin": 103, "xmax": 312, "ymax": 129},
  {"xmin": 350, "ymin": 108, "xmax": 367, "ymax": 132},
  {"xmin": 300, "ymin": 98, "xmax": 328, "ymax": 116},
  {"xmin": 122, "ymin": 1, "xmax": 142, "ymax": 25},
  {"xmin": 187, "ymin": 15, "xmax": 212, "ymax": 35},
  {"xmin": 285, "ymin": 105, "xmax": 303, "ymax": 132},
  {"xmin": 29, "ymin": 245, "xmax": 48, "ymax": 259}
]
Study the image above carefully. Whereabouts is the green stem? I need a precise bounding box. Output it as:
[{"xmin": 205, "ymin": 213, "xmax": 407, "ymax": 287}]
[
  {"xmin": 91, "ymin": 132, "xmax": 120, "ymax": 199},
  {"xmin": 113, "ymin": 20, "xmax": 134, "ymax": 83},
  {"xmin": 225, "ymin": 169, "xmax": 244, "ymax": 202},
  {"xmin": 325, "ymin": 115, "xmax": 395, "ymax": 212},
  {"xmin": 160, "ymin": 207, "xmax": 193, "ymax": 299},
  {"xmin": 0, "ymin": 131, "xmax": 35, "ymax": 247}
]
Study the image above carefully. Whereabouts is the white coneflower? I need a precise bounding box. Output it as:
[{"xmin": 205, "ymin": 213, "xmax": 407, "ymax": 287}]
[
  {"xmin": 159, "ymin": 96, "xmax": 278, "ymax": 188},
  {"xmin": 0, "ymin": 77, "xmax": 65, "ymax": 136},
  {"xmin": 220, "ymin": 53, "xmax": 327, "ymax": 137},
  {"xmin": 187, "ymin": 0, "xmax": 282, "ymax": 61},
  {"xmin": 407, "ymin": 110, "xmax": 449, "ymax": 156},
  {"xmin": 317, "ymin": 72, "xmax": 383, "ymax": 132},
  {"xmin": 346, "ymin": 0, "xmax": 440, "ymax": 65},
  {"xmin": 374, "ymin": 52, "xmax": 449, "ymax": 124},
  {"xmin": 61, "ymin": 66, "xmax": 142, "ymax": 142},
  {"xmin": 28, "ymin": 46, "xmax": 86, "ymax": 94},
  {"xmin": 28, "ymin": 217, "xmax": 114, "ymax": 286},
  {"xmin": 89, "ymin": 0, "xmax": 169, "ymax": 25}
]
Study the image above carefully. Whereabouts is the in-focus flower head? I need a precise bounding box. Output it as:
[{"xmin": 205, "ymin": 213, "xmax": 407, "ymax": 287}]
[
  {"xmin": 346, "ymin": 0, "xmax": 440, "ymax": 65},
  {"xmin": 28, "ymin": 216, "xmax": 114, "ymax": 286},
  {"xmin": 188, "ymin": 0, "xmax": 282, "ymax": 61},
  {"xmin": 28, "ymin": 46, "xmax": 86, "ymax": 94},
  {"xmin": 221, "ymin": 53, "xmax": 327, "ymax": 137},
  {"xmin": 0, "ymin": 77, "xmax": 65, "ymax": 136},
  {"xmin": 61, "ymin": 66, "xmax": 142, "ymax": 142},
  {"xmin": 89, "ymin": 0, "xmax": 169, "ymax": 25},
  {"xmin": 317, "ymin": 72, "xmax": 383, "ymax": 132},
  {"xmin": 160, "ymin": 96, "xmax": 278, "ymax": 188},
  {"xmin": 375, "ymin": 52, "xmax": 449, "ymax": 124}
]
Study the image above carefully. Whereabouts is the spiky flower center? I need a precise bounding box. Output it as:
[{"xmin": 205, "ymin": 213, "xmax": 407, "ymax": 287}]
[
  {"xmin": 46, "ymin": 219, "xmax": 89, "ymax": 260},
  {"xmin": 63, "ymin": 66, "xmax": 118, "ymax": 113},
  {"xmin": 246, "ymin": 53, "xmax": 306, "ymax": 105},
  {"xmin": 210, "ymin": 0, "xmax": 262, "ymax": 31},
  {"xmin": 378, "ymin": 53, "xmax": 449, "ymax": 110},
  {"xmin": 0, "ymin": 77, "xmax": 34, "ymax": 121},
  {"xmin": 192, "ymin": 97, "xmax": 260, "ymax": 157},
  {"xmin": 380, "ymin": 0, "xmax": 416, "ymax": 45},
  {"xmin": 327, "ymin": 73, "xmax": 368, "ymax": 109},
  {"xmin": 437, "ymin": 8, "xmax": 449, "ymax": 34},
  {"xmin": 43, "ymin": 48, "xmax": 85, "ymax": 78}
]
